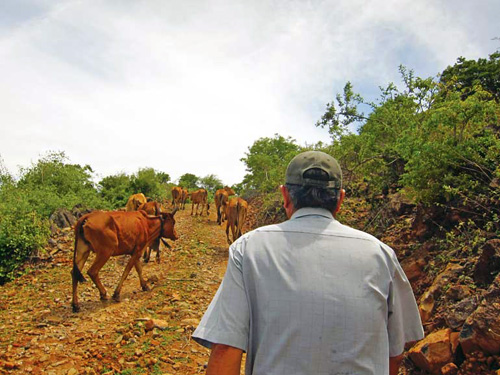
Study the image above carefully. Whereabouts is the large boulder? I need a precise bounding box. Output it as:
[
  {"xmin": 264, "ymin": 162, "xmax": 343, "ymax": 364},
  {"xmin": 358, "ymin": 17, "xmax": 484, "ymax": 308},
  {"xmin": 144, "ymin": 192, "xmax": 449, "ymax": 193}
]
[
  {"xmin": 71, "ymin": 204, "xmax": 92, "ymax": 219},
  {"xmin": 49, "ymin": 206, "xmax": 93, "ymax": 232},
  {"xmin": 444, "ymin": 295, "xmax": 479, "ymax": 330},
  {"xmin": 402, "ymin": 258, "xmax": 427, "ymax": 284},
  {"xmin": 408, "ymin": 328, "xmax": 459, "ymax": 374},
  {"xmin": 419, "ymin": 264, "xmax": 464, "ymax": 323},
  {"xmin": 459, "ymin": 274, "xmax": 500, "ymax": 355},
  {"xmin": 50, "ymin": 208, "xmax": 77, "ymax": 230}
]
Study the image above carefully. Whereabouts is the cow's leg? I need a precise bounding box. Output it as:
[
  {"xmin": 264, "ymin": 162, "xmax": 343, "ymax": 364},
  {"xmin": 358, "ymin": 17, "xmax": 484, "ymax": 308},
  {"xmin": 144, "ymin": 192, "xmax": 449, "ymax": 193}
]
[
  {"xmin": 226, "ymin": 221, "xmax": 232, "ymax": 245},
  {"xmin": 72, "ymin": 241, "xmax": 91, "ymax": 312},
  {"xmin": 155, "ymin": 238, "xmax": 161, "ymax": 263},
  {"xmin": 237, "ymin": 211, "xmax": 245, "ymax": 239},
  {"xmin": 133, "ymin": 256, "xmax": 149, "ymax": 292},
  {"xmin": 191, "ymin": 203, "xmax": 195, "ymax": 216},
  {"xmin": 87, "ymin": 252, "xmax": 112, "ymax": 301},
  {"xmin": 216, "ymin": 205, "xmax": 221, "ymax": 224},
  {"xmin": 143, "ymin": 247, "xmax": 151, "ymax": 263},
  {"xmin": 231, "ymin": 223, "xmax": 238, "ymax": 244},
  {"xmin": 113, "ymin": 253, "xmax": 141, "ymax": 301},
  {"xmin": 151, "ymin": 238, "xmax": 161, "ymax": 263}
]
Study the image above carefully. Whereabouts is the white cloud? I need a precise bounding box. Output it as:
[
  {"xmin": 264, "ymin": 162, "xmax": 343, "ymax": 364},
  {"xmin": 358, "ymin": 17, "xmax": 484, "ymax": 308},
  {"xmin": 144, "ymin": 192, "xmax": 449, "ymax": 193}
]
[{"xmin": 1, "ymin": 0, "xmax": 498, "ymax": 185}]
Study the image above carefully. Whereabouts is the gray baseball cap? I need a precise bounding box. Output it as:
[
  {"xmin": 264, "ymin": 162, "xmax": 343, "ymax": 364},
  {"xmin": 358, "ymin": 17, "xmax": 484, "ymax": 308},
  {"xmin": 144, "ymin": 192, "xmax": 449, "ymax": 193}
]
[{"xmin": 285, "ymin": 151, "xmax": 342, "ymax": 189}]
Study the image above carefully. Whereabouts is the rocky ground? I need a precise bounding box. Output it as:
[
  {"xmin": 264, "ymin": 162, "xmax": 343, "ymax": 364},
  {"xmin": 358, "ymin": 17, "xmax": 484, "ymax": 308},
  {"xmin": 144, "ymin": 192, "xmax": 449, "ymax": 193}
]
[{"xmin": 0, "ymin": 207, "xmax": 243, "ymax": 375}]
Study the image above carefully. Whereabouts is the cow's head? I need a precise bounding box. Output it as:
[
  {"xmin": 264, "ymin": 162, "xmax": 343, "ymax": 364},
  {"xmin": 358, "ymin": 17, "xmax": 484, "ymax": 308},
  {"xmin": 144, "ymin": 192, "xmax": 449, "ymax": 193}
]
[{"xmin": 160, "ymin": 211, "xmax": 178, "ymax": 241}]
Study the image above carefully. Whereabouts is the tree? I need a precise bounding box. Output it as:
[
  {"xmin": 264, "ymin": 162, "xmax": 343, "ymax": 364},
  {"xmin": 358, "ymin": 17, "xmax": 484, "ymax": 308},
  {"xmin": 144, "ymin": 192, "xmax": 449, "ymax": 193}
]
[
  {"xmin": 240, "ymin": 134, "xmax": 301, "ymax": 192},
  {"xmin": 99, "ymin": 173, "xmax": 133, "ymax": 209},
  {"xmin": 16, "ymin": 151, "xmax": 107, "ymax": 216},
  {"xmin": 179, "ymin": 173, "xmax": 199, "ymax": 190},
  {"xmin": 130, "ymin": 168, "xmax": 169, "ymax": 200},
  {"xmin": 439, "ymin": 52, "xmax": 500, "ymax": 102},
  {"xmin": 156, "ymin": 172, "xmax": 170, "ymax": 184},
  {"xmin": 316, "ymin": 52, "xmax": 500, "ymax": 232},
  {"xmin": 0, "ymin": 151, "xmax": 106, "ymax": 283},
  {"xmin": 316, "ymin": 82, "xmax": 365, "ymax": 141},
  {"xmin": 199, "ymin": 174, "xmax": 223, "ymax": 192}
]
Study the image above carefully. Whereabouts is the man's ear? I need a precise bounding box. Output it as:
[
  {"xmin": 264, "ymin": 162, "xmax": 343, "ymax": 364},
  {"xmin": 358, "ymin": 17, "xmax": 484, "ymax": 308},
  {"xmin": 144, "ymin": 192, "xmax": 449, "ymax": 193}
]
[
  {"xmin": 280, "ymin": 185, "xmax": 294, "ymax": 219},
  {"xmin": 334, "ymin": 189, "xmax": 345, "ymax": 215}
]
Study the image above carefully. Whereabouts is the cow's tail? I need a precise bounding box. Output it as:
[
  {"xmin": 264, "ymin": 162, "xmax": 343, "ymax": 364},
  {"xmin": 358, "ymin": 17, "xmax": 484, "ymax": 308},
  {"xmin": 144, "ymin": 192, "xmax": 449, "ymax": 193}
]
[
  {"xmin": 72, "ymin": 217, "xmax": 87, "ymax": 283},
  {"xmin": 235, "ymin": 201, "xmax": 241, "ymax": 229}
]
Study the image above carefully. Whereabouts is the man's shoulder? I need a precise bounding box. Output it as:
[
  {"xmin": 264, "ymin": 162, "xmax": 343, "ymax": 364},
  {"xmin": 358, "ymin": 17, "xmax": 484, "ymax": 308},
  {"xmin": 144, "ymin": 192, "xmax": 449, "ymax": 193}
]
[{"xmin": 240, "ymin": 219, "xmax": 383, "ymax": 245}]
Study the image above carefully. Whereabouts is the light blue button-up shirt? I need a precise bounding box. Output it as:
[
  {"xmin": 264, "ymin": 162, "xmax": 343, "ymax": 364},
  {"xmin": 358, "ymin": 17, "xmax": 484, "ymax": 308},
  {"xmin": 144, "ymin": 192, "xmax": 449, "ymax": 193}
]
[{"xmin": 193, "ymin": 207, "xmax": 424, "ymax": 375}]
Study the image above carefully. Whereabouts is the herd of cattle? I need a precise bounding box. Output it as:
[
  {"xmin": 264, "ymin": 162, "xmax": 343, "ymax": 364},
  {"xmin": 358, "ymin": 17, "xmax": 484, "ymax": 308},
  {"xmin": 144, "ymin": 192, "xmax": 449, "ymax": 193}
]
[{"xmin": 71, "ymin": 186, "xmax": 248, "ymax": 312}]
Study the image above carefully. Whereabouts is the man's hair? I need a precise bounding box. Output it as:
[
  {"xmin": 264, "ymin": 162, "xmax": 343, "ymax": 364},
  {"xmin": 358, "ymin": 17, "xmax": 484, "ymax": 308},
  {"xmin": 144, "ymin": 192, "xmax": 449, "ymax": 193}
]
[{"xmin": 285, "ymin": 168, "xmax": 340, "ymax": 211}]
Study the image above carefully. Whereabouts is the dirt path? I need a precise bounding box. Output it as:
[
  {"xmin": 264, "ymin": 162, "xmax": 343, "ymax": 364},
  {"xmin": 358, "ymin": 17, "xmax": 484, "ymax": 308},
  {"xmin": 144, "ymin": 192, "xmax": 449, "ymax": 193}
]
[{"xmin": 0, "ymin": 207, "xmax": 237, "ymax": 375}]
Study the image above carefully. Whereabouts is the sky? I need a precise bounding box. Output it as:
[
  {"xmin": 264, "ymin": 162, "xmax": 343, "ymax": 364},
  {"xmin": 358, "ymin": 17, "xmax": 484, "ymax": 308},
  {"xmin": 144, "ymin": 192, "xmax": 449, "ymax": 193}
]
[{"xmin": 0, "ymin": 0, "xmax": 499, "ymax": 186}]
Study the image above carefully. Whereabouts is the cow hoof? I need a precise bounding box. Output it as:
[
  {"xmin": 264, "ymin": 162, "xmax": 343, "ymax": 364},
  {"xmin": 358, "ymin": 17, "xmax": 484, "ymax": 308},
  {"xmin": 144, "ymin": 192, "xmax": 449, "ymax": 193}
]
[
  {"xmin": 142, "ymin": 285, "xmax": 150, "ymax": 292},
  {"xmin": 72, "ymin": 304, "xmax": 80, "ymax": 313},
  {"xmin": 100, "ymin": 294, "xmax": 109, "ymax": 301},
  {"xmin": 112, "ymin": 293, "xmax": 121, "ymax": 302}
]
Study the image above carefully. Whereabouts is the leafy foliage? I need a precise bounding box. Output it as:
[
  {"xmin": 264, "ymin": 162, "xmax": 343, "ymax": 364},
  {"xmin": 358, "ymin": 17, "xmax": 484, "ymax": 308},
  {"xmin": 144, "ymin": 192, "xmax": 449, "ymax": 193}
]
[
  {"xmin": 0, "ymin": 182, "xmax": 50, "ymax": 283},
  {"xmin": 199, "ymin": 174, "xmax": 223, "ymax": 192},
  {"xmin": 0, "ymin": 152, "xmax": 107, "ymax": 283},
  {"xmin": 130, "ymin": 168, "xmax": 170, "ymax": 201},
  {"xmin": 316, "ymin": 53, "xmax": 500, "ymax": 235},
  {"xmin": 439, "ymin": 52, "xmax": 500, "ymax": 102},
  {"xmin": 240, "ymin": 134, "xmax": 301, "ymax": 193},
  {"xmin": 17, "ymin": 152, "xmax": 109, "ymax": 217},
  {"xmin": 178, "ymin": 173, "xmax": 200, "ymax": 190},
  {"xmin": 98, "ymin": 173, "xmax": 133, "ymax": 209}
]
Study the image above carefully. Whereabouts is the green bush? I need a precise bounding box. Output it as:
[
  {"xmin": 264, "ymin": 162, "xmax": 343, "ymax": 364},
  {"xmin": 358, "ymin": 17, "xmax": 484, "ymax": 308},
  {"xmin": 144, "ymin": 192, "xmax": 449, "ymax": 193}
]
[
  {"xmin": 0, "ymin": 184, "xmax": 50, "ymax": 283},
  {"xmin": 18, "ymin": 151, "xmax": 110, "ymax": 215},
  {"xmin": 0, "ymin": 152, "xmax": 109, "ymax": 283},
  {"xmin": 240, "ymin": 134, "xmax": 301, "ymax": 193},
  {"xmin": 98, "ymin": 173, "xmax": 133, "ymax": 209}
]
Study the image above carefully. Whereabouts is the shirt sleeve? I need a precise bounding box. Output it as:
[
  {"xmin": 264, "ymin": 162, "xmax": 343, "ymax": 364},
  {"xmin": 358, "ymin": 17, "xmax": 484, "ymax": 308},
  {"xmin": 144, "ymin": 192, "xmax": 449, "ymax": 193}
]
[
  {"xmin": 192, "ymin": 238, "xmax": 250, "ymax": 351},
  {"xmin": 386, "ymin": 247, "xmax": 425, "ymax": 357}
]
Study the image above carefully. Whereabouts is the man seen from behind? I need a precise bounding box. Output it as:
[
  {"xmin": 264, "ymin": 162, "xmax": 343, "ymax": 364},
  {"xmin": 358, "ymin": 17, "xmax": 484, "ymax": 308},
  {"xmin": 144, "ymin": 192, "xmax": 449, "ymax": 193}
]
[{"xmin": 192, "ymin": 150, "xmax": 424, "ymax": 375}]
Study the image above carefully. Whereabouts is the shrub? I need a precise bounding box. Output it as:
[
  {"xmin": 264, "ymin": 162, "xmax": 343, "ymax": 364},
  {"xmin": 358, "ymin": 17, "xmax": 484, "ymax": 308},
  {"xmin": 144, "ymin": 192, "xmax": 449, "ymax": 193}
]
[{"xmin": 0, "ymin": 184, "xmax": 50, "ymax": 283}]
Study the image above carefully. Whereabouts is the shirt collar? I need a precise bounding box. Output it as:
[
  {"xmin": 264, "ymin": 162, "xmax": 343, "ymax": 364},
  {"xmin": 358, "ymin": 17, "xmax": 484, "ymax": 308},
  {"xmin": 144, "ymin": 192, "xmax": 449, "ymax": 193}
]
[{"xmin": 290, "ymin": 207, "xmax": 334, "ymax": 221}]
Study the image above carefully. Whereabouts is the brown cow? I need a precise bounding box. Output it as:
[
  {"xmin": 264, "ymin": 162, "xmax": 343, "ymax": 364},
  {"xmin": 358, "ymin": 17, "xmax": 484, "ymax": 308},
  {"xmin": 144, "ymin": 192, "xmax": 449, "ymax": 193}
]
[
  {"xmin": 225, "ymin": 197, "xmax": 248, "ymax": 245},
  {"xmin": 180, "ymin": 188, "xmax": 189, "ymax": 210},
  {"xmin": 137, "ymin": 201, "xmax": 168, "ymax": 263},
  {"xmin": 215, "ymin": 186, "xmax": 235, "ymax": 225},
  {"xmin": 215, "ymin": 190, "xmax": 229, "ymax": 225},
  {"xmin": 71, "ymin": 210, "xmax": 178, "ymax": 312},
  {"xmin": 223, "ymin": 186, "xmax": 236, "ymax": 195},
  {"xmin": 190, "ymin": 188, "xmax": 209, "ymax": 216},
  {"xmin": 171, "ymin": 186, "xmax": 182, "ymax": 209},
  {"xmin": 125, "ymin": 193, "xmax": 147, "ymax": 211}
]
